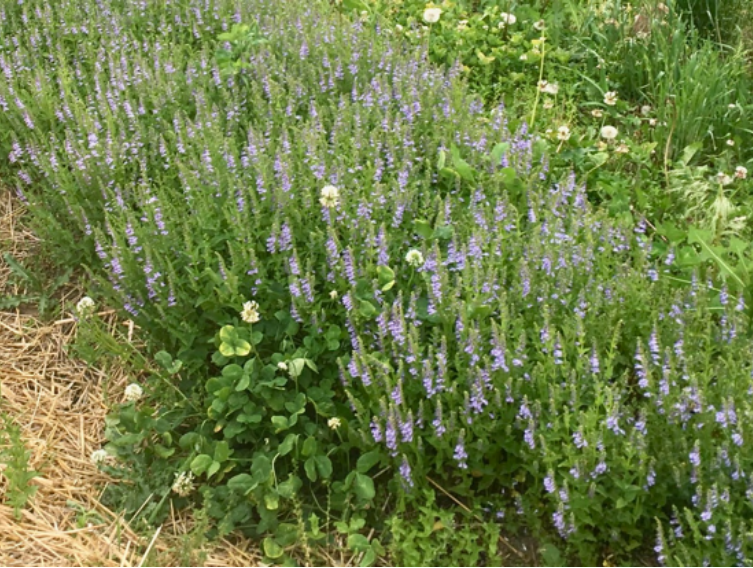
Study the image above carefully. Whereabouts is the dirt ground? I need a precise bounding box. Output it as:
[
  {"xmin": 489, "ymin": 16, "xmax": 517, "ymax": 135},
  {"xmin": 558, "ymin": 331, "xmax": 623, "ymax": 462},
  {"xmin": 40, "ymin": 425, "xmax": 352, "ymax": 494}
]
[{"xmin": 0, "ymin": 191, "xmax": 261, "ymax": 567}]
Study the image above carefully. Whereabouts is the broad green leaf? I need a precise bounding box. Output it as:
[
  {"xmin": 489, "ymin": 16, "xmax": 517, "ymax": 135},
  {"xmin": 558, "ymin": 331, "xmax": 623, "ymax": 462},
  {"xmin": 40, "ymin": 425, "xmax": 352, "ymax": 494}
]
[
  {"xmin": 413, "ymin": 219, "xmax": 433, "ymax": 239},
  {"xmin": 304, "ymin": 457, "xmax": 317, "ymax": 482},
  {"xmin": 190, "ymin": 454, "xmax": 213, "ymax": 476},
  {"xmin": 228, "ymin": 473, "xmax": 257, "ymax": 494},
  {"xmin": 315, "ymin": 455, "xmax": 333, "ymax": 479},
  {"xmin": 359, "ymin": 300, "xmax": 378, "ymax": 319},
  {"xmin": 271, "ymin": 415, "xmax": 289, "ymax": 432},
  {"xmin": 356, "ymin": 450, "xmax": 381, "ymax": 473},
  {"xmin": 214, "ymin": 441, "xmax": 230, "ymax": 463},
  {"xmin": 347, "ymin": 533, "xmax": 370, "ymax": 551},
  {"xmin": 278, "ymin": 433, "xmax": 298, "ymax": 456},
  {"xmin": 490, "ymin": 142, "xmax": 510, "ymax": 165},
  {"xmin": 353, "ymin": 472, "xmax": 375, "ymax": 500},
  {"xmin": 301, "ymin": 436, "xmax": 317, "ymax": 457},
  {"xmin": 263, "ymin": 537, "xmax": 284, "ymax": 559}
]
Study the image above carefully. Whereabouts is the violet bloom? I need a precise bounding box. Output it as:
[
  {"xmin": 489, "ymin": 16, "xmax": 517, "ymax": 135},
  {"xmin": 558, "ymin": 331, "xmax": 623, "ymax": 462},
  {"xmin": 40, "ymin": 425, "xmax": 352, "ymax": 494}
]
[
  {"xmin": 454, "ymin": 432, "xmax": 468, "ymax": 469},
  {"xmin": 399, "ymin": 455, "xmax": 414, "ymax": 488}
]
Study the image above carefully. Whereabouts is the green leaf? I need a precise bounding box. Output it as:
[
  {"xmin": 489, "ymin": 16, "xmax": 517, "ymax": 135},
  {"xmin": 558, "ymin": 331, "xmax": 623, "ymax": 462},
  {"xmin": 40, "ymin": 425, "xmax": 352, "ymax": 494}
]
[
  {"xmin": 190, "ymin": 454, "xmax": 213, "ymax": 476},
  {"xmin": 252, "ymin": 454, "xmax": 273, "ymax": 481},
  {"xmin": 353, "ymin": 472, "xmax": 375, "ymax": 501},
  {"xmin": 304, "ymin": 457, "xmax": 318, "ymax": 482},
  {"xmin": 356, "ymin": 451, "xmax": 381, "ymax": 473},
  {"xmin": 360, "ymin": 548, "xmax": 377, "ymax": 567},
  {"xmin": 228, "ymin": 473, "xmax": 256, "ymax": 494},
  {"xmin": 413, "ymin": 219, "xmax": 433, "ymax": 239},
  {"xmin": 688, "ymin": 228, "xmax": 746, "ymax": 287},
  {"xmin": 250, "ymin": 331, "xmax": 264, "ymax": 345},
  {"xmin": 358, "ymin": 300, "xmax": 377, "ymax": 319},
  {"xmin": 278, "ymin": 433, "xmax": 298, "ymax": 456},
  {"xmin": 263, "ymin": 537, "xmax": 284, "ymax": 559},
  {"xmin": 315, "ymin": 455, "xmax": 333, "ymax": 479},
  {"xmin": 490, "ymin": 142, "xmax": 510, "ymax": 165},
  {"xmin": 214, "ymin": 441, "xmax": 231, "ymax": 463},
  {"xmin": 277, "ymin": 475, "xmax": 302, "ymax": 498},
  {"xmin": 288, "ymin": 358, "xmax": 305, "ymax": 378},
  {"xmin": 301, "ymin": 436, "xmax": 317, "ymax": 457},
  {"xmin": 347, "ymin": 533, "xmax": 370, "ymax": 552},
  {"xmin": 207, "ymin": 460, "xmax": 221, "ymax": 478},
  {"xmin": 437, "ymin": 148, "xmax": 446, "ymax": 170},
  {"xmin": 235, "ymin": 372, "xmax": 250, "ymax": 391},
  {"xmin": 271, "ymin": 415, "xmax": 289, "ymax": 432}
]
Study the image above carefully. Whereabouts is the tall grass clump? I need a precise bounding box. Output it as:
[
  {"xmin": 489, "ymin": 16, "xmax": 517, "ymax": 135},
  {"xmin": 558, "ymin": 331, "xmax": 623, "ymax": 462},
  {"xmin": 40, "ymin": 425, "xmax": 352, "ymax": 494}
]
[
  {"xmin": 568, "ymin": 1, "xmax": 752, "ymax": 164},
  {"xmin": 2, "ymin": 0, "xmax": 753, "ymax": 564}
]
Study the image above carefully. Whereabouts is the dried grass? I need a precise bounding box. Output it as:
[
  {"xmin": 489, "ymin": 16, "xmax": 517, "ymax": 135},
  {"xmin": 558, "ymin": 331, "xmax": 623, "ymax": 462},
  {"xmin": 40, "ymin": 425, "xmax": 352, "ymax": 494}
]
[{"xmin": 0, "ymin": 191, "xmax": 261, "ymax": 567}]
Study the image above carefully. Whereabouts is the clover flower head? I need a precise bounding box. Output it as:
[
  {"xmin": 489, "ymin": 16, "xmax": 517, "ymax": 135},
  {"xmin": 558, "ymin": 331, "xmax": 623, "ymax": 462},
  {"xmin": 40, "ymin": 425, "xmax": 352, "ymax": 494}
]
[
  {"xmin": 328, "ymin": 417, "xmax": 342, "ymax": 430},
  {"xmin": 76, "ymin": 296, "xmax": 96, "ymax": 317},
  {"xmin": 241, "ymin": 300, "xmax": 260, "ymax": 323},
  {"xmin": 172, "ymin": 471, "xmax": 195, "ymax": 497},
  {"xmin": 124, "ymin": 383, "xmax": 143, "ymax": 402},
  {"xmin": 277, "ymin": 361, "xmax": 288, "ymax": 371},
  {"xmin": 615, "ymin": 142, "xmax": 630, "ymax": 154},
  {"xmin": 405, "ymin": 249, "xmax": 424, "ymax": 268},
  {"xmin": 91, "ymin": 449, "xmax": 109, "ymax": 465},
  {"xmin": 498, "ymin": 13, "xmax": 516, "ymax": 27},
  {"xmin": 557, "ymin": 125, "xmax": 571, "ymax": 141},
  {"xmin": 600, "ymin": 125, "xmax": 618, "ymax": 140},
  {"xmin": 717, "ymin": 172, "xmax": 734, "ymax": 186},
  {"xmin": 603, "ymin": 91, "xmax": 618, "ymax": 106},
  {"xmin": 423, "ymin": 7, "xmax": 442, "ymax": 24},
  {"xmin": 735, "ymin": 166, "xmax": 747, "ymax": 180},
  {"xmin": 319, "ymin": 184, "xmax": 340, "ymax": 208}
]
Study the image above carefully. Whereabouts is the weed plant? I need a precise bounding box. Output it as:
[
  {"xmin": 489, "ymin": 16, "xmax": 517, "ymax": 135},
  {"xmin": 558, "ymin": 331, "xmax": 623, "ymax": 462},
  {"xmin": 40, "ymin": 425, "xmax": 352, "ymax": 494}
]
[{"xmin": 2, "ymin": 0, "xmax": 753, "ymax": 565}]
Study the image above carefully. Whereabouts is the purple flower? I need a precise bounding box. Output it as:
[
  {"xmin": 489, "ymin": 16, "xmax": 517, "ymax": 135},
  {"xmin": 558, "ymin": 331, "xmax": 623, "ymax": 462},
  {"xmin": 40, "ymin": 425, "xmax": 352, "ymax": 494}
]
[
  {"xmin": 454, "ymin": 432, "xmax": 468, "ymax": 469},
  {"xmin": 399, "ymin": 455, "xmax": 414, "ymax": 488}
]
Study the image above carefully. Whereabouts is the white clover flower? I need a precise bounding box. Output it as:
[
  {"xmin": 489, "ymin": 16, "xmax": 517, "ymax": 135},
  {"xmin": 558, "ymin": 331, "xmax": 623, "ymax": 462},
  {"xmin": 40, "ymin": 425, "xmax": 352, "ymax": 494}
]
[
  {"xmin": 405, "ymin": 249, "xmax": 424, "ymax": 268},
  {"xmin": 319, "ymin": 184, "xmax": 340, "ymax": 208},
  {"xmin": 76, "ymin": 296, "xmax": 96, "ymax": 317},
  {"xmin": 90, "ymin": 449, "xmax": 109, "ymax": 465},
  {"xmin": 498, "ymin": 13, "xmax": 517, "ymax": 27},
  {"xmin": 423, "ymin": 7, "xmax": 442, "ymax": 24},
  {"xmin": 615, "ymin": 143, "xmax": 630, "ymax": 154},
  {"xmin": 277, "ymin": 361, "xmax": 288, "ymax": 371},
  {"xmin": 640, "ymin": 105, "xmax": 652, "ymax": 116},
  {"xmin": 600, "ymin": 125, "xmax": 619, "ymax": 140},
  {"xmin": 716, "ymin": 172, "xmax": 734, "ymax": 186},
  {"xmin": 727, "ymin": 139, "xmax": 735, "ymax": 147},
  {"xmin": 591, "ymin": 109, "xmax": 604, "ymax": 118},
  {"xmin": 543, "ymin": 82, "xmax": 559, "ymax": 95},
  {"xmin": 735, "ymin": 166, "xmax": 748, "ymax": 180},
  {"xmin": 328, "ymin": 417, "xmax": 342, "ymax": 430},
  {"xmin": 543, "ymin": 100, "xmax": 554, "ymax": 110},
  {"xmin": 124, "ymin": 383, "xmax": 143, "ymax": 403},
  {"xmin": 533, "ymin": 19, "xmax": 546, "ymax": 31},
  {"xmin": 557, "ymin": 125, "xmax": 571, "ymax": 141},
  {"xmin": 172, "ymin": 471, "xmax": 195, "ymax": 497},
  {"xmin": 648, "ymin": 118, "xmax": 657, "ymax": 127},
  {"xmin": 519, "ymin": 53, "xmax": 528, "ymax": 61},
  {"xmin": 603, "ymin": 91, "xmax": 618, "ymax": 106},
  {"xmin": 728, "ymin": 103, "xmax": 737, "ymax": 109},
  {"xmin": 329, "ymin": 290, "xmax": 338, "ymax": 300},
  {"xmin": 240, "ymin": 300, "xmax": 260, "ymax": 324}
]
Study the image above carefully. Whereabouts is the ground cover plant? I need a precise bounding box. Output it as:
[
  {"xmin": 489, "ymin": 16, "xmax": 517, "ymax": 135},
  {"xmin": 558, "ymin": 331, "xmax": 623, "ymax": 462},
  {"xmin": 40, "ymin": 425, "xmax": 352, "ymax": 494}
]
[{"xmin": 2, "ymin": 0, "xmax": 753, "ymax": 565}]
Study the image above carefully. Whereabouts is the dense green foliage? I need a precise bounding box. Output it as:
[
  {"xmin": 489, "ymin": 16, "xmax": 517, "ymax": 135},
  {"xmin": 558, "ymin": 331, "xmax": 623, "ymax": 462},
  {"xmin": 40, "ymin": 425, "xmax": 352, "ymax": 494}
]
[{"xmin": 2, "ymin": 0, "xmax": 753, "ymax": 565}]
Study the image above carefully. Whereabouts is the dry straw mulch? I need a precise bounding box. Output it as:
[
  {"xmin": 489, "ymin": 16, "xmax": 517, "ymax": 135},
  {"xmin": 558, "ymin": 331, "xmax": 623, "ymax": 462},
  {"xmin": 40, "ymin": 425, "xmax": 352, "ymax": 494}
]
[{"xmin": 0, "ymin": 191, "xmax": 260, "ymax": 567}]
